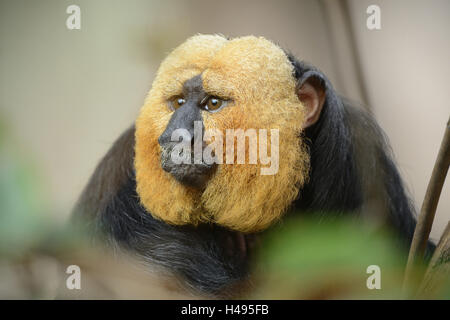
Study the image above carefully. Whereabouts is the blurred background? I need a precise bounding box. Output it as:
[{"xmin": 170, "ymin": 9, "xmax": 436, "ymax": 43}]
[{"xmin": 0, "ymin": 0, "xmax": 448, "ymax": 242}]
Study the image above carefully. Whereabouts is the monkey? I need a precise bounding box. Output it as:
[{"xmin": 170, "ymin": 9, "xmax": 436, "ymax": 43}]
[{"xmin": 72, "ymin": 34, "xmax": 432, "ymax": 298}]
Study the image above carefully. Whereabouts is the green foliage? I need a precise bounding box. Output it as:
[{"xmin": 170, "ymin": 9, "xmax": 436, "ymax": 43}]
[
  {"xmin": 251, "ymin": 216, "xmax": 431, "ymax": 299},
  {"xmin": 0, "ymin": 116, "xmax": 83, "ymax": 258},
  {"xmin": 0, "ymin": 118, "xmax": 47, "ymax": 257}
]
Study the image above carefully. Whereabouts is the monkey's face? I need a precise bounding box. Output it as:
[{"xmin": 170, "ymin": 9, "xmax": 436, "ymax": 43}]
[{"xmin": 135, "ymin": 35, "xmax": 309, "ymax": 233}]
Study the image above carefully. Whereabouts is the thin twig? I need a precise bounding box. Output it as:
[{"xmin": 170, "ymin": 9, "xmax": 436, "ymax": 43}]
[
  {"xmin": 403, "ymin": 116, "xmax": 450, "ymax": 294},
  {"xmin": 417, "ymin": 222, "xmax": 449, "ymax": 297}
]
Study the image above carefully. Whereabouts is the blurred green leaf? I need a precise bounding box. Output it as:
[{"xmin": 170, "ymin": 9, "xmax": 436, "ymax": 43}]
[
  {"xmin": 251, "ymin": 216, "xmax": 428, "ymax": 299},
  {"xmin": 0, "ymin": 114, "xmax": 51, "ymax": 257}
]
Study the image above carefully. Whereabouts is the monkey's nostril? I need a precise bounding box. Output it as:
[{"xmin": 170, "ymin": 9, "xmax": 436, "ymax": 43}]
[
  {"xmin": 158, "ymin": 134, "xmax": 164, "ymax": 146},
  {"xmin": 158, "ymin": 131, "xmax": 173, "ymax": 146}
]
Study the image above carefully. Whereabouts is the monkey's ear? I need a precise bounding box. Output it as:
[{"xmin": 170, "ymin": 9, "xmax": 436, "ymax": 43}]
[{"xmin": 296, "ymin": 71, "xmax": 326, "ymax": 129}]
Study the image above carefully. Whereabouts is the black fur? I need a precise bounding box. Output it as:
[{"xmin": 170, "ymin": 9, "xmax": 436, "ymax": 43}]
[
  {"xmin": 98, "ymin": 176, "xmax": 249, "ymax": 296},
  {"xmin": 288, "ymin": 56, "xmax": 418, "ymax": 245},
  {"xmin": 288, "ymin": 57, "xmax": 364, "ymax": 213}
]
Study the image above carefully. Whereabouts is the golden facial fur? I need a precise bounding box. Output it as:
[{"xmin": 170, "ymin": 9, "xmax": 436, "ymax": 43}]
[{"xmin": 134, "ymin": 34, "xmax": 309, "ymax": 233}]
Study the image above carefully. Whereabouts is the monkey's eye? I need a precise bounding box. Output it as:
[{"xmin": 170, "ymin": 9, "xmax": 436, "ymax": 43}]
[
  {"xmin": 170, "ymin": 96, "xmax": 186, "ymax": 110},
  {"xmin": 202, "ymin": 96, "xmax": 226, "ymax": 112}
]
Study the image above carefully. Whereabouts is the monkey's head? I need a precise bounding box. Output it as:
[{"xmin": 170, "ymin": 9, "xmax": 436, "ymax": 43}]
[{"xmin": 135, "ymin": 34, "xmax": 325, "ymax": 233}]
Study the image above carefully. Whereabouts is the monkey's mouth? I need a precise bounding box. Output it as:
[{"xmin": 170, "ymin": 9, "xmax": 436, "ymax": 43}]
[{"xmin": 160, "ymin": 142, "xmax": 216, "ymax": 189}]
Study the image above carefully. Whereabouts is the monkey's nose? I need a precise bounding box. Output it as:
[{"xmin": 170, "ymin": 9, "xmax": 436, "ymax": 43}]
[
  {"xmin": 158, "ymin": 131, "xmax": 171, "ymax": 146},
  {"xmin": 157, "ymin": 135, "xmax": 164, "ymax": 146},
  {"xmin": 158, "ymin": 128, "xmax": 194, "ymax": 147}
]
